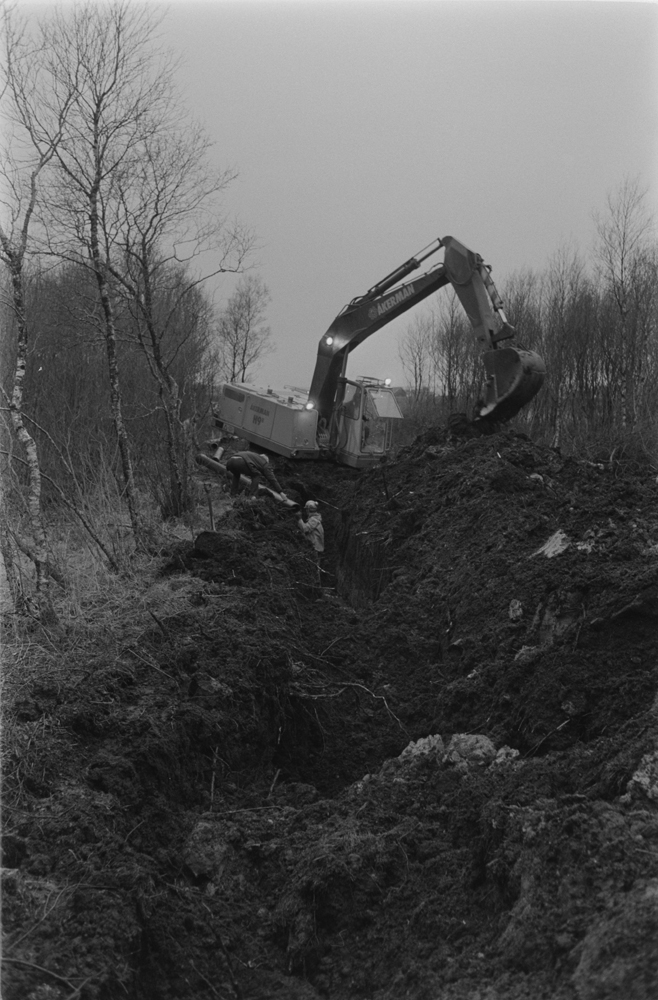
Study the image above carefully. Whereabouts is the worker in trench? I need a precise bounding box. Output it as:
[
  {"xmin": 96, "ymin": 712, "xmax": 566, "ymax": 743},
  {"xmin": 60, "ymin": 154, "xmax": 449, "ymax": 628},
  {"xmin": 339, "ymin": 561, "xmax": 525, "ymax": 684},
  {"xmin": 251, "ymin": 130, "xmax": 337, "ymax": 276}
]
[
  {"xmin": 225, "ymin": 451, "xmax": 288, "ymax": 499},
  {"xmin": 297, "ymin": 500, "xmax": 325, "ymax": 584}
]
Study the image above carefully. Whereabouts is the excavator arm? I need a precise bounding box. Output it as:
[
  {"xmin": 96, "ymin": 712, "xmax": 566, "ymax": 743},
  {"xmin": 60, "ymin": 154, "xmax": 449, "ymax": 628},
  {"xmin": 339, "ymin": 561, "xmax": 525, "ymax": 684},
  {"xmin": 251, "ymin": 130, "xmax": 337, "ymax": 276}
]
[{"xmin": 307, "ymin": 236, "xmax": 545, "ymax": 424}]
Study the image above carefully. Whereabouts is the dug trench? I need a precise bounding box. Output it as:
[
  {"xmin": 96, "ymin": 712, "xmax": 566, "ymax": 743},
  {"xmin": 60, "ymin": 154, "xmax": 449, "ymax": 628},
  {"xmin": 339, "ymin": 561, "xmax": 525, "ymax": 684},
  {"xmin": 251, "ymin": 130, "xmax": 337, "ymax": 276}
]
[{"xmin": 3, "ymin": 429, "xmax": 658, "ymax": 1000}]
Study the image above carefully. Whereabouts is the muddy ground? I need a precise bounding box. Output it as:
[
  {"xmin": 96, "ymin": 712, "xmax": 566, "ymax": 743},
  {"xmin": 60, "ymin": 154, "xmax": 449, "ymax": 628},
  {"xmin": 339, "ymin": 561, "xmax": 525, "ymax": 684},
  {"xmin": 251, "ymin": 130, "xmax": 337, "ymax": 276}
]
[{"xmin": 3, "ymin": 428, "xmax": 658, "ymax": 999}]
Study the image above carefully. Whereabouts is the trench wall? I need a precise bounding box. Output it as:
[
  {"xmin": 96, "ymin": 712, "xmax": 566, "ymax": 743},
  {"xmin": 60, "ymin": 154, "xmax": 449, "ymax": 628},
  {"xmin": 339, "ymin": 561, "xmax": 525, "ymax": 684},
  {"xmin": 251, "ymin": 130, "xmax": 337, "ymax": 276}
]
[{"xmin": 333, "ymin": 519, "xmax": 392, "ymax": 606}]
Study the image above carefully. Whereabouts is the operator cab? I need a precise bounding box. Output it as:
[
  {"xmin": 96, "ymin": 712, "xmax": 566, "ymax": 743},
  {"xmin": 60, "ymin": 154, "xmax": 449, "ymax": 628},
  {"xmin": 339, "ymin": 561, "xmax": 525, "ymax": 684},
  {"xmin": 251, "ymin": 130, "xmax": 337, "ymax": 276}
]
[{"xmin": 330, "ymin": 377, "xmax": 404, "ymax": 469}]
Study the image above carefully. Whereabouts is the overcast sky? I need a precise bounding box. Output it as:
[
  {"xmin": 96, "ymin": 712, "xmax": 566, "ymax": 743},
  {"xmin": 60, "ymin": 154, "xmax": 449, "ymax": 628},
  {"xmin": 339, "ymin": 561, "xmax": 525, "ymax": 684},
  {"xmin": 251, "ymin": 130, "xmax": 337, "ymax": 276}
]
[{"xmin": 22, "ymin": 1, "xmax": 658, "ymax": 390}]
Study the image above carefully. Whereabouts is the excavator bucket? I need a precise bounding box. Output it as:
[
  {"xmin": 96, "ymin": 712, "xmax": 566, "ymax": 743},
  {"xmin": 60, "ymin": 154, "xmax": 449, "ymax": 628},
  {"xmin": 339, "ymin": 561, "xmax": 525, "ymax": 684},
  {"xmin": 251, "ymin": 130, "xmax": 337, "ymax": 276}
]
[{"xmin": 478, "ymin": 348, "xmax": 546, "ymax": 423}]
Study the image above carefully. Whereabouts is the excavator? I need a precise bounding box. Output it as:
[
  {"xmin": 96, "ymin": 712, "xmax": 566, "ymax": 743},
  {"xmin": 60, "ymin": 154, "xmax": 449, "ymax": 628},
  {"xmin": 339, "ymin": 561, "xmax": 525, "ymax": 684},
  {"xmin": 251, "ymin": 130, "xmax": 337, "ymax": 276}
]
[{"xmin": 211, "ymin": 236, "xmax": 545, "ymax": 469}]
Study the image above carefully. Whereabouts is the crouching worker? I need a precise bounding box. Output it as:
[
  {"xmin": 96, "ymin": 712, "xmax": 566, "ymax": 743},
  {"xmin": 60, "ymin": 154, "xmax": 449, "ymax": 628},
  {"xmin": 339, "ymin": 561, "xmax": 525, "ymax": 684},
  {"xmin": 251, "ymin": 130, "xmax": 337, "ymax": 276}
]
[
  {"xmin": 225, "ymin": 451, "xmax": 287, "ymax": 499},
  {"xmin": 297, "ymin": 500, "xmax": 325, "ymax": 583}
]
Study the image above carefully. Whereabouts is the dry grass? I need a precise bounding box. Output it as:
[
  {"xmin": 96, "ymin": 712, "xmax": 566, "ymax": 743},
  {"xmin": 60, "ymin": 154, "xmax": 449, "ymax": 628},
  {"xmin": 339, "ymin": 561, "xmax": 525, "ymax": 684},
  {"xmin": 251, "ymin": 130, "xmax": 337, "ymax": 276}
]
[
  {"xmin": 0, "ymin": 493, "xmax": 220, "ymax": 801},
  {"xmin": 1, "ymin": 475, "xmax": 234, "ymax": 819},
  {"xmin": 3, "ymin": 480, "xmax": 222, "ymax": 621}
]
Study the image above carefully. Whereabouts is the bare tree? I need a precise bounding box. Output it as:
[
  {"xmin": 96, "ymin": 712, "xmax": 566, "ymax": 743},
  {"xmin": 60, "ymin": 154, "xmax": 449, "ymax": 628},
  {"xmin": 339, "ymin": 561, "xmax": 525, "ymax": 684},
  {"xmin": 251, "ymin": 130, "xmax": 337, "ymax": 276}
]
[
  {"xmin": 538, "ymin": 250, "xmax": 580, "ymax": 445},
  {"xmin": 215, "ymin": 275, "xmax": 273, "ymax": 383},
  {"xmin": 398, "ymin": 290, "xmax": 483, "ymax": 424},
  {"xmin": 0, "ymin": 6, "xmax": 73, "ymax": 607},
  {"xmin": 594, "ymin": 176, "xmax": 655, "ymax": 428},
  {"xmin": 398, "ymin": 314, "xmax": 433, "ymax": 400},
  {"xmin": 3, "ymin": 0, "xmax": 255, "ymax": 532},
  {"xmin": 104, "ymin": 123, "xmax": 253, "ymax": 515},
  {"xmin": 427, "ymin": 291, "xmax": 478, "ymax": 413},
  {"xmin": 32, "ymin": 0, "xmax": 178, "ymax": 538},
  {"xmin": 30, "ymin": 1, "xmax": 255, "ymax": 522}
]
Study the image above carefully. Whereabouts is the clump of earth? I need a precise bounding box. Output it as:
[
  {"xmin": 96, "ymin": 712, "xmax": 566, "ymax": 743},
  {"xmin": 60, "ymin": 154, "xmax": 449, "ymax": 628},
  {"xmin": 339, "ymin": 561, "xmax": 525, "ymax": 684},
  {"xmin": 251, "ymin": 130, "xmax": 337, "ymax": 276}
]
[{"xmin": 3, "ymin": 428, "xmax": 658, "ymax": 999}]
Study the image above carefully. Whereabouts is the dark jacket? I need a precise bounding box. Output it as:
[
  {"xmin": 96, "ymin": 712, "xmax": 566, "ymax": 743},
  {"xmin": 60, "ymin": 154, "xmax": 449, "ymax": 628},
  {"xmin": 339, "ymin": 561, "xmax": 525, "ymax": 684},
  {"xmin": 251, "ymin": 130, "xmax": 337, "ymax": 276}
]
[{"xmin": 234, "ymin": 452, "xmax": 283, "ymax": 492}]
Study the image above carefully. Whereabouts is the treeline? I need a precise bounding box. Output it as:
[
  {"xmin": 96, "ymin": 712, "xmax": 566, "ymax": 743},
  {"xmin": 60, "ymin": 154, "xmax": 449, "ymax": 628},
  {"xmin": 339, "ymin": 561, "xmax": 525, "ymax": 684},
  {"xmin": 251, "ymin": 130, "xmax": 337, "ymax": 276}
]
[
  {"xmin": 0, "ymin": 2, "xmax": 273, "ymax": 606},
  {"xmin": 1, "ymin": 264, "xmax": 271, "ymax": 513},
  {"xmin": 2, "ymin": 263, "xmax": 213, "ymax": 511},
  {"xmin": 398, "ymin": 178, "xmax": 658, "ymax": 461}
]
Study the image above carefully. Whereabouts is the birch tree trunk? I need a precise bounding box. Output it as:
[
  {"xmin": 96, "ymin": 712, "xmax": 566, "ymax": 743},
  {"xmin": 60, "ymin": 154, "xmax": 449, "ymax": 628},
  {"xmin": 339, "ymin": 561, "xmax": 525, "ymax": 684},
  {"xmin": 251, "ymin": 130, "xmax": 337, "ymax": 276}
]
[
  {"xmin": 6, "ymin": 266, "xmax": 49, "ymax": 592},
  {"xmin": 0, "ymin": 0, "xmax": 66, "ymax": 614},
  {"xmin": 88, "ymin": 178, "xmax": 141, "ymax": 536}
]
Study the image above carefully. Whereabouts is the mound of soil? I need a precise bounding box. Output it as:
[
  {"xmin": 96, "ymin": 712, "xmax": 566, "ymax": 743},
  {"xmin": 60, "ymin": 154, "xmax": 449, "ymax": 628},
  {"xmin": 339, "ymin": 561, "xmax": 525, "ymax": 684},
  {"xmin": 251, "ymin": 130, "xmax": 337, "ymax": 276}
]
[{"xmin": 3, "ymin": 430, "xmax": 658, "ymax": 1000}]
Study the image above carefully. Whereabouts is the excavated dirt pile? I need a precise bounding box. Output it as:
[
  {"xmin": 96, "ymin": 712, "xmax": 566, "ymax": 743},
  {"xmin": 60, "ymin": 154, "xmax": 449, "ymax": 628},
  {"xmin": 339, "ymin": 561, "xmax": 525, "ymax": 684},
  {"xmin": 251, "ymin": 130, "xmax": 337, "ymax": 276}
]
[{"xmin": 3, "ymin": 429, "xmax": 658, "ymax": 1000}]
